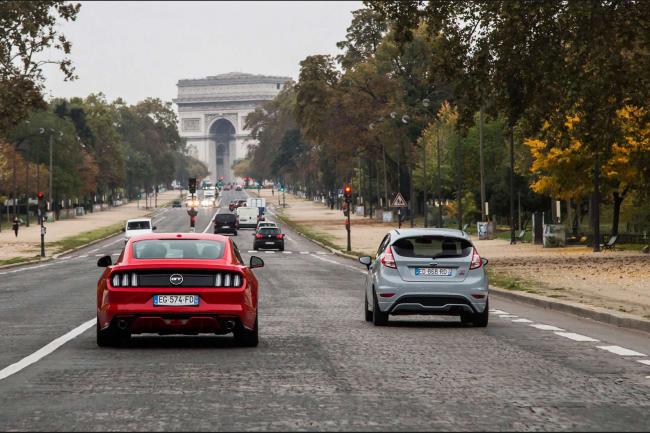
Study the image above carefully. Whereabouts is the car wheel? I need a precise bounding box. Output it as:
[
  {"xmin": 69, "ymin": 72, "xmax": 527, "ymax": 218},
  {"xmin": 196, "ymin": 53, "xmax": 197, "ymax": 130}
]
[
  {"xmin": 233, "ymin": 230, "xmax": 238, "ymax": 236},
  {"xmin": 233, "ymin": 315, "xmax": 259, "ymax": 347},
  {"xmin": 253, "ymin": 244, "xmax": 258, "ymax": 250},
  {"xmin": 279, "ymin": 245, "xmax": 284, "ymax": 251},
  {"xmin": 372, "ymin": 289, "xmax": 389, "ymax": 326},
  {"xmin": 96, "ymin": 322, "xmax": 119, "ymax": 347},
  {"xmin": 472, "ymin": 300, "xmax": 489, "ymax": 327},
  {"xmin": 364, "ymin": 292, "xmax": 372, "ymax": 322}
]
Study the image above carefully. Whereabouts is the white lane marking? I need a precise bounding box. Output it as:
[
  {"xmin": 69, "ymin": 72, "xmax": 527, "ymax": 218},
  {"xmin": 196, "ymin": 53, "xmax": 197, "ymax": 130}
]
[
  {"xmin": 202, "ymin": 208, "xmax": 221, "ymax": 233},
  {"xmin": 0, "ymin": 272, "xmax": 6, "ymax": 275},
  {"xmin": 597, "ymin": 345, "xmax": 647, "ymax": 357},
  {"xmin": 247, "ymin": 250, "xmax": 256, "ymax": 253},
  {"xmin": 637, "ymin": 360, "xmax": 650, "ymax": 366},
  {"xmin": 300, "ymin": 251, "xmax": 310, "ymax": 255},
  {"xmin": 88, "ymin": 248, "xmax": 99, "ymax": 253},
  {"xmin": 316, "ymin": 251, "xmax": 328, "ymax": 255},
  {"xmin": 264, "ymin": 251, "xmax": 275, "ymax": 254},
  {"xmin": 282, "ymin": 251, "xmax": 292, "ymax": 254},
  {"xmin": 529, "ymin": 324, "xmax": 565, "ymax": 331},
  {"xmin": 490, "ymin": 309, "xmax": 510, "ymax": 315},
  {"xmin": 111, "ymin": 253, "xmax": 120, "ymax": 256},
  {"xmin": 554, "ymin": 332, "xmax": 599, "ymax": 342},
  {"xmin": 498, "ymin": 315, "xmax": 519, "ymax": 318},
  {"xmin": 78, "ymin": 254, "xmax": 88, "ymax": 258},
  {"xmin": 95, "ymin": 254, "xmax": 104, "ymax": 257},
  {"xmin": 511, "ymin": 318, "xmax": 533, "ymax": 323},
  {"xmin": 0, "ymin": 318, "xmax": 96, "ymax": 381},
  {"xmin": 310, "ymin": 253, "xmax": 366, "ymax": 275}
]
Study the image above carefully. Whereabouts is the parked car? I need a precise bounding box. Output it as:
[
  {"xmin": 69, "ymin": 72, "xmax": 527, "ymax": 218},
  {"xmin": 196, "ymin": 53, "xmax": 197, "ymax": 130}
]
[
  {"xmin": 358, "ymin": 228, "xmax": 489, "ymax": 327},
  {"xmin": 253, "ymin": 226, "xmax": 285, "ymax": 251},
  {"xmin": 123, "ymin": 218, "xmax": 156, "ymax": 243},
  {"xmin": 214, "ymin": 212, "xmax": 238, "ymax": 235},
  {"xmin": 96, "ymin": 233, "xmax": 264, "ymax": 347}
]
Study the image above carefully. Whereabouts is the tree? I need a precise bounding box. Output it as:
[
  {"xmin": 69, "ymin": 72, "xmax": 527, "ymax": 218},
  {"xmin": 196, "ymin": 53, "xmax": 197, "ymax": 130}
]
[{"xmin": 0, "ymin": 1, "xmax": 80, "ymax": 134}]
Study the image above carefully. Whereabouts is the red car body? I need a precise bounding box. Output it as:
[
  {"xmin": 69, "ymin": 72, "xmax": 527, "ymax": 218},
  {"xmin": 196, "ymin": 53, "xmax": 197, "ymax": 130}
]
[{"xmin": 96, "ymin": 233, "xmax": 261, "ymax": 346}]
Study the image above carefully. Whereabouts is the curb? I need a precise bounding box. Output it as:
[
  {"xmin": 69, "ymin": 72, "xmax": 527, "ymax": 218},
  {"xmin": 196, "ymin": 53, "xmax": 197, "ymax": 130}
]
[
  {"xmin": 273, "ymin": 206, "xmax": 650, "ymax": 335},
  {"xmin": 0, "ymin": 204, "xmax": 170, "ymax": 270},
  {"xmin": 489, "ymin": 286, "xmax": 650, "ymax": 334}
]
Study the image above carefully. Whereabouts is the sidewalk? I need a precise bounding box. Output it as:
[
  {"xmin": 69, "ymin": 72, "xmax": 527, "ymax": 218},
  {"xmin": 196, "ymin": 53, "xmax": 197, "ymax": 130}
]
[
  {"xmin": 257, "ymin": 188, "xmax": 650, "ymax": 324},
  {"xmin": 0, "ymin": 190, "xmax": 179, "ymax": 262}
]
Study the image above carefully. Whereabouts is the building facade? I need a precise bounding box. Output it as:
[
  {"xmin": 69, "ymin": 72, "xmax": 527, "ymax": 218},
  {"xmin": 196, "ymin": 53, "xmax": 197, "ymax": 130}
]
[{"xmin": 174, "ymin": 72, "xmax": 292, "ymax": 183}]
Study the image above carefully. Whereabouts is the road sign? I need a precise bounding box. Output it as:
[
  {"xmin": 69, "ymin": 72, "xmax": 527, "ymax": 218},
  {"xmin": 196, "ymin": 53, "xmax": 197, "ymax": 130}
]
[{"xmin": 391, "ymin": 193, "xmax": 408, "ymax": 208}]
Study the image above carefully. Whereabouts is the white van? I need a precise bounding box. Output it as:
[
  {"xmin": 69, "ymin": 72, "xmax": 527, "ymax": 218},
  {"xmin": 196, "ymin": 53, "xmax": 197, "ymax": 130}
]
[
  {"xmin": 123, "ymin": 218, "xmax": 156, "ymax": 243},
  {"xmin": 236, "ymin": 206, "xmax": 259, "ymax": 228}
]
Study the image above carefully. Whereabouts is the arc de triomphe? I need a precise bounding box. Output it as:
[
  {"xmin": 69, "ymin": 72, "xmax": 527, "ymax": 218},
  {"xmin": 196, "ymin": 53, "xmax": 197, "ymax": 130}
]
[{"xmin": 174, "ymin": 72, "xmax": 292, "ymax": 183}]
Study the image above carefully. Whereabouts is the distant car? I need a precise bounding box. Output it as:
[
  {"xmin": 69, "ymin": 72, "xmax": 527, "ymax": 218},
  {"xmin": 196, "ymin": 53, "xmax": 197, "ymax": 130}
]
[
  {"xmin": 171, "ymin": 199, "xmax": 182, "ymax": 208},
  {"xmin": 256, "ymin": 221, "xmax": 277, "ymax": 231},
  {"xmin": 123, "ymin": 218, "xmax": 156, "ymax": 243},
  {"xmin": 235, "ymin": 185, "xmax": 242, "ymax": 191},
  {"xmin": 214, "ymin": 212, "xmax": 238, "ymax": 236},
  {"xmin": 253, "ymin": 226, "xmax": 285, "ymax": 251},
  {"xmin": 96, "ymin": 233, "xmax": 264, "ymax": 347},
  {"xmin": 228, "ymin": 200, "xmax": 238, "ymax": 212},
  {"xmin": 236, "ymin": 199, "xmax": 247, "ymax": 207},
  {"xmin": 359, "ymin": 228, "xmax": 488, "ymax": 327},
  {"xmin": 236, "ymin": 206, "xmax": 259, "ymax": 229},
  {"xmin": 223, "ymin": 185, "xmax": 231, "ymax": 191}
]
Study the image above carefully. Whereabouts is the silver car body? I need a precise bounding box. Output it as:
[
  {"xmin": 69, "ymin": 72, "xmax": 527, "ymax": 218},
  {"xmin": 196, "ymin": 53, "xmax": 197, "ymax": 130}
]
[{"xmin": 364, "ymin": 228, "xmax": 488, "ymax": 317}]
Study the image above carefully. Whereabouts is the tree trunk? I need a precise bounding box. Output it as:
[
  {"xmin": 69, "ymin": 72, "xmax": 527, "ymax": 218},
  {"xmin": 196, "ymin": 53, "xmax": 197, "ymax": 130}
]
[{"xmin": 611, "ymin": 188, "xmax": 627, "ymax": 237}]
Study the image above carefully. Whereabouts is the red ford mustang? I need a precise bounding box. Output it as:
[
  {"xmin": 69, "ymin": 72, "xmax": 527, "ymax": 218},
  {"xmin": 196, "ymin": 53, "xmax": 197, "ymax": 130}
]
[{"xmin": 96, "ymin": 233, "xmax": 263, "ymax": 347}]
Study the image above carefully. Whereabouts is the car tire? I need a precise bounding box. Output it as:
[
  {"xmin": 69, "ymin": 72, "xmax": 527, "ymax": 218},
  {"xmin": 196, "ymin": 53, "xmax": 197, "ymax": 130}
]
[
  {"xmin": 461, "ymin": 300, "xmax": 489, "ymax": 327},
  {"xmin": 234, "ymin": 315, "xmax": 259, "ymax": 347},
  {"xmin": 253, "ymin": 244, "xmax": 258, "ymax": 251},
  {"xmin": 96, "ymin": 322, "xmax": 119, "ymax": 347},
  {"xmin": 364, "ymin": 292, "xmax": 372, "ymax": 322},
  {"xmin": 279, "ymin": 245, "xmax": 284, "ymax": 251},
  {"xmin": 372, "ymin": 289, "xmax": 389, "ymax": 326}
]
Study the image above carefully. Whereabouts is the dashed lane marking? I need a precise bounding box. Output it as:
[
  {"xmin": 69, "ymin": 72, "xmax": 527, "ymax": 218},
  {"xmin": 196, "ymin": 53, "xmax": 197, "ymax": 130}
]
[
  {"xmin": 637, "ymin": 360, "xmax": 650, "ymax": 366},
  {"xmin": 0, "ymin": 318, "xmax": 96, "ymax": 381},
  {"xmin": 489, "ymin": 309, "xmax": 510, "ymax": 315},
  {"xmin": 554, "ymin": 332, "xmax": 599, "ymax": 342},
  {"xmin": 529, "ymin": 324, "xmax": 565, "ymax": 331},
  {"xmin": 282, "ymin": 251, "xmax": 292, "ymax": 254},
  {"xmin": 111, "ymin": 253, "xmax": 120, "ymax": 256},
  {"xmin": 498, "ymin": 315, "xmax": 519, "ymax": 318},
  {"xmin": 310, "ymin": 253, "xmax": 366, "ymax": 275},
  {"xmin": 264, "ymin": 251, "xmax": 276, "ymax": 254},
  {"xmin": 95, "ymin": 254, "xmax": 103, "ymax": 257},
  {"xmin": 78, "ymin": 254, "xmax": 88, "ymax": 258},
  {"xmin": 511, "ymin": 318, "xmax": 533, "ymax": 323},
  {"xmin": 300, "ymin": 252, "xmax": 310, "ymax": 255},
  {"xmin": 597, "ymin": 345, "xmax": 647, "ymax": 357}
]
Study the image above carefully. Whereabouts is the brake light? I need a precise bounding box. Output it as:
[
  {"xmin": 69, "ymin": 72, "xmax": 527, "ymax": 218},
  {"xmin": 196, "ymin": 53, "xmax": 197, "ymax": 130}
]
[
  {"xmin": 276, "ymin": 234, "xmax": 283, "ymax": 239},
  {"xmin": 255, "ymin": 234, "xmax": 263, "ymax": 239},
  {"xmin": 469, "ymin": 247, "xmax": 482, "ymax": 270},
  {"xmin": 381, "ymin": 246, "xmax": 397, "ymax": 269}
]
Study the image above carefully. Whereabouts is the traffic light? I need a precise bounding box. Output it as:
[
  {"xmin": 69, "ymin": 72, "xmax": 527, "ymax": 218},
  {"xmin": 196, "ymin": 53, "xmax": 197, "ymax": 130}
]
[
  {"xmin": 37, "ymin": 192, "xmax": 46, "ymax": 210},
  {"xmin": 343, "ymin": 185, "xmax": 352, "ymax": 201},
  {"xmin": 188, "ymin": 177, "xmax": 197, "ymax": 194}
]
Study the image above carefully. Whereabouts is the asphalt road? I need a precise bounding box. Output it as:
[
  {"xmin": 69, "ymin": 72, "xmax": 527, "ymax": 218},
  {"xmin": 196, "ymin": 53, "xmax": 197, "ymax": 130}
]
[{"xmin": 1, "ymin": 189, "xmax": 650, "ymax": 431}]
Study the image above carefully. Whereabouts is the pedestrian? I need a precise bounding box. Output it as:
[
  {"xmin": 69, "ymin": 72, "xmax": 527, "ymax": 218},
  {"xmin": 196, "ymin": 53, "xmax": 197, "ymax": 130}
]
[
  {"xmin": 271, "ymin": 187, "xmax": 274, "ymax": 196},
  {"xmin": 12, "ymin": 216, "xmax": 20, "ymax": 237}
]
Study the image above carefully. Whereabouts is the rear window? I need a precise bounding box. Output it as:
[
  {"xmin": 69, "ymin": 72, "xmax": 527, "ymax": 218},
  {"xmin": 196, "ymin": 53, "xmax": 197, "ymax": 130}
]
[
  {"xmin": 392, "ymin": 236, "xmax": 473, "ymax": 258},
  {"xmin": 259, "ymin": 228, "xmax": 280, "ymax": 235},
  {"xmin": 127, "ymin": 221, "xmax": 150, "ymax": 230},
  {"xmin": 215, "ymin": 214, "xmax": 236, "ymax": 222},
  {"xmin": 133, "ymin": 239, "xmax": 225, "ymax": 259}
]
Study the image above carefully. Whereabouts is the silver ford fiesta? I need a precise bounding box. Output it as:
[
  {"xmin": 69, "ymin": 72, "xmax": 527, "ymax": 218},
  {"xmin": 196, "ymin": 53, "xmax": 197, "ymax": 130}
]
[{"xmin": 359, "ymin": 228, "xmax": 489, "ymax": 327}]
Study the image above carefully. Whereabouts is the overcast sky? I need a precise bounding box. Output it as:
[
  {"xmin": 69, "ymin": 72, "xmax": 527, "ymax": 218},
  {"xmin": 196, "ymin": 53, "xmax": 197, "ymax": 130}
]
[{"xmin": 42, "ymin": 1, "xmax": 362, "ymax": 105}]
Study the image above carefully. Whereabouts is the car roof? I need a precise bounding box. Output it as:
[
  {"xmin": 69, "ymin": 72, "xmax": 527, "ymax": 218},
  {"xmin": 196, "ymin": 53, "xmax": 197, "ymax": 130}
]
[
  {"xmin": 128, "ymin": 232, "xmax": 230, "ymax": 242},
  {"xmin": 389, "ymin": 227, "xmax": 470, "ymax": 240},
  {"xmin": 126, "ymin": 218, "xmax": 152, "ymax": 223}
]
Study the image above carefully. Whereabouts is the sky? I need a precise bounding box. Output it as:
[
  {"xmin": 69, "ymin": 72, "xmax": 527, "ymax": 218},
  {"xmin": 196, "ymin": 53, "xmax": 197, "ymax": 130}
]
[{"xmin": 42, "ymin": 1, "xmax": 362, "ymax": 105}]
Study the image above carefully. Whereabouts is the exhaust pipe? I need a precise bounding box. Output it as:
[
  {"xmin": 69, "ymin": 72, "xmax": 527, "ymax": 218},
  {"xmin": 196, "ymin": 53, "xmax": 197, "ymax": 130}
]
[
  {"xmin": 223, "ymin": 320, "xmax": 235, "ymax": 332},
  {"xmin": 117, "ymin": 319, "xmax": 129, "ymax": 330}
]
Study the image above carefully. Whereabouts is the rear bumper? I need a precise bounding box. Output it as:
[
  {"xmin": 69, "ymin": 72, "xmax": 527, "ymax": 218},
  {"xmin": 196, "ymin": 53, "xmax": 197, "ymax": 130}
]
[
  {"xmin": 98, "ymin": 288, "xmax": 256, "ymax": 333},
  {"xmin": 388, "ymin": 294, "xmax": 481, "ymax": 315},
  {"xmin": 214, "ymin": 227, "xmax": 237, "ymax": 234},
  {"xmin": 254, "ymin": 240, "xmax": 284, "ymax": 249}
]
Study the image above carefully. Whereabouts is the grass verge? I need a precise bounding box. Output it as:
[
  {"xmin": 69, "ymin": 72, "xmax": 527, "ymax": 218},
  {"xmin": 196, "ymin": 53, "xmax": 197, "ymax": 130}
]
[
  {"xmin": 49, "ymin": 221, "xmax": 124, "ymax": 253},
  {"xmin": 0, "ymin": 255, "xmax": 42, "ymax": 266},
  {"xmin": 487, "ymin": 268, "xmax": 539, "ymax": 294}
]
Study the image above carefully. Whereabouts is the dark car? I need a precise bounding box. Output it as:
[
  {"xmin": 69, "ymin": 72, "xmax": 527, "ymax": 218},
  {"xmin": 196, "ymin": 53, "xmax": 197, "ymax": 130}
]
[
  {"xmin": 236, "ymin": 199, "xmax": 247, "ymax": 207},
  {"xmin": 228, "ymin": 200, "xmax": 238, "ymax": 212},
  {"xmin": 214, "ymin": 212, "xmax": 238, "ymax": 235},
  {"xmin": 172, "ymin": 199, "xmax": 182, "ymax": 208},
  {"xmin": 253, "ymin": 226, "xmax": 284, "ymax": 251}
]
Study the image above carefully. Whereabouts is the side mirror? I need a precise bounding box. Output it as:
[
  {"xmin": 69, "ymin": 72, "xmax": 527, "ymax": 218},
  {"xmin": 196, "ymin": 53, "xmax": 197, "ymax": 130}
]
[
  {"xmin": 121, "ymin": 227, "xmax": 126, "ymax": 232},
  {"xmin": 359, "ymin": 256, "xmax": 372, "ymax": 269},
  {"xmin": 97, "ymin": 255, "xmax": 112, "ymax": 267},
  {"xmin": 152, "ymin": 226, "xmax": 157, "ymax": 230},
  {"xmin": 249, "ymin": 256, "xmax": 264, "ymax": 269},
  {"xmin": 482, "ymin": 258, "xmax": 489, "ymax": 267}
]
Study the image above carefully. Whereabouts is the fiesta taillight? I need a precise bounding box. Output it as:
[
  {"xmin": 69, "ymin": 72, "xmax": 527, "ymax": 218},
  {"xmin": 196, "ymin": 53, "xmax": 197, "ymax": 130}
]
[
  {"xmin": 469, "ymin": 247, "xmax": 483, "ymax": 270},
  {"xmin": 381, "ymin": 246, "xmax": 397, "ymax": 269}
]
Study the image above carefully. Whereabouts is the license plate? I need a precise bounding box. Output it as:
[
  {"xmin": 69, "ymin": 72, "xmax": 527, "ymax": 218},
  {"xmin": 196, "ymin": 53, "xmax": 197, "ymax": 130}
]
[
  {"xmin": 415, "ymin": 267, "xmax": 452, "ymax": 276},
  {"xmin": 222, "ymin": 225, "xmax": 230, "ymax": 228},
  {"xmin": 265, "ymin": 241, "xmax": 275, "ymax": 245},
  {"xmin": 153, "ymin": 295, "xmax": 199, "ymax": 306}
]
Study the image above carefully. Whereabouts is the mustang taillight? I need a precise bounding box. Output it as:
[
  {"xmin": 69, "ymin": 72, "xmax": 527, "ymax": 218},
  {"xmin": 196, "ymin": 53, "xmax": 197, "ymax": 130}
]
[
  {"xmin": 110, "ymin": 272, "xmax": 138, "ymax": 287},
  {"xmin": 215, "ymin": 272, "xmax": 244, "ymax": 288}
]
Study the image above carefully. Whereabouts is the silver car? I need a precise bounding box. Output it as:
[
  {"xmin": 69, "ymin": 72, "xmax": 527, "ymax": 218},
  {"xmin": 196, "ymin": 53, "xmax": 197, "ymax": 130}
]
[{"xmin": 359, "ymin": 228, "xmax": 489, "ymax": 327}]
